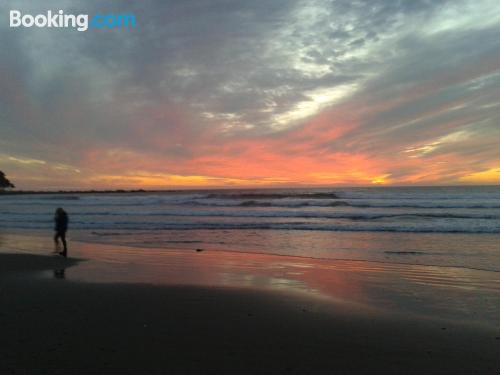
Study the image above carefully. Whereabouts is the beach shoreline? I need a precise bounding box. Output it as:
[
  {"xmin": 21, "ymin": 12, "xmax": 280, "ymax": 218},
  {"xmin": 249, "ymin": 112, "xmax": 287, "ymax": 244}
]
[
  {"xmin": 2, "ymin": 231, "xmax": 500, "ymax": 326},
  {"xmin": 1, "ymin": 234, "xmax": 500, "ymax": 374}
]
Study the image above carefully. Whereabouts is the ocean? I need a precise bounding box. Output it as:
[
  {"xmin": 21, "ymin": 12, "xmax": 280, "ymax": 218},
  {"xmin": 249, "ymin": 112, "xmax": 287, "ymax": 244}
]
[{"xmin": 1, "ymin": 186, "xmax": 500, "ymax": 271}]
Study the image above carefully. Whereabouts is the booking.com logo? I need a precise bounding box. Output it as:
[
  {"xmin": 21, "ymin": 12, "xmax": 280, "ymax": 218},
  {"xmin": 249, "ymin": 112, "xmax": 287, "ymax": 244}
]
[{"xmin": 9, "ymin": 10, "xmax": 136, "ymax": 31}]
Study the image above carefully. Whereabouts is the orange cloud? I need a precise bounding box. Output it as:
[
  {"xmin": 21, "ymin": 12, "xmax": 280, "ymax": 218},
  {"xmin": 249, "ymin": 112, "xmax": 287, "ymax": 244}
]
[{"xmin": 459, "ymin": 168, "xmax": 500, "ymax": 184}]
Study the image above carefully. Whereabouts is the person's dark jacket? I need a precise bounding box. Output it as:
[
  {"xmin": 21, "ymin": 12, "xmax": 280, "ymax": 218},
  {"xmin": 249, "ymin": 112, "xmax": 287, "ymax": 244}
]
[{"xmin": 55, "ymin": 213, "xmax": 68, "ymax": 232}]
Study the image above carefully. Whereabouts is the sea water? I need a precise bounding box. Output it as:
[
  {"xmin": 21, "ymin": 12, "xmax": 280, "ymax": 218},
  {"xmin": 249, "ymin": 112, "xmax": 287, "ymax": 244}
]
[{"xmin": 1, "ymin": 186, "xmax": 500, "ymax": 271}]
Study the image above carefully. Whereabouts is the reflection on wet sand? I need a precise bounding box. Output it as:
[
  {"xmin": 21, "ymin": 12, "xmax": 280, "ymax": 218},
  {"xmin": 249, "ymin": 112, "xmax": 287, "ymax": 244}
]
[
  {"xmin": 57, "ymin": 241, "xmax": 499, "ymax": 328},
  {"xmin": 53, "ymin": 269, "xmax": 66, "ymax": 279},
  {"xmin": 1, "ymin": 233, "xmax": 499, "ymax": 328}
]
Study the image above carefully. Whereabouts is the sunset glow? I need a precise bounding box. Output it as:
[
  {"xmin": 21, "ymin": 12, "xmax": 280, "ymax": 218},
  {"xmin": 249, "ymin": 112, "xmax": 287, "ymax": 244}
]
[{"xmin": 1, "ymin": 1, "xmax": 499, "ymax": 189}]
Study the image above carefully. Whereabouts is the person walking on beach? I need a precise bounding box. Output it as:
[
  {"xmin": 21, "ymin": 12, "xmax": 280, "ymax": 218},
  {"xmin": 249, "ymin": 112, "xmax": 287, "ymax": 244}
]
[{"xmin": 54, "ymin": 208, "xmax": 69, "ymax": 257}]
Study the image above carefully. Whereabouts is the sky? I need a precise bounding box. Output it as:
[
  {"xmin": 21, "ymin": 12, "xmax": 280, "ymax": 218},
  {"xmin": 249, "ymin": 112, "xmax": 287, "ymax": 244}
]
[{"xmin": 1, "ymin": 0, "xmax": 499, "ymax": 189}]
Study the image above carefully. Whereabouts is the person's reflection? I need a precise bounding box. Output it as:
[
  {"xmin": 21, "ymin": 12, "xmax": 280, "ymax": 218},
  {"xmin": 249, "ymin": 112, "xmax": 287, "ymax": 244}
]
[{"xmin": 53, "ymin": 269, "xmax": 66, "ymax": 279}]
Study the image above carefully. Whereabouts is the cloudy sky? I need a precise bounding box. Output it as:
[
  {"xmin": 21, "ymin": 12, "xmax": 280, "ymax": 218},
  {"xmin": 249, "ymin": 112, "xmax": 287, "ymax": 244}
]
[{"xmin": 1, "ymin": 0, "xmax": 499, "ymax": 189}]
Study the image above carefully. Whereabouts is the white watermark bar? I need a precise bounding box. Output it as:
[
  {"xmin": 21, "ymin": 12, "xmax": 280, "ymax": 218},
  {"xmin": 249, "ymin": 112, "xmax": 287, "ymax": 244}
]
[{"xmin": 9, "ymin": 10, "xmax": 136, "ymax": 31}]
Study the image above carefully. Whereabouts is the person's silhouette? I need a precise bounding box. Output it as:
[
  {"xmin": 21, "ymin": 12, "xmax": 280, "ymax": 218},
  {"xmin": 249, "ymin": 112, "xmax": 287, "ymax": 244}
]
[{"xmin": 54, "ymin": 208, "xmax": 69, "ymax": 257}]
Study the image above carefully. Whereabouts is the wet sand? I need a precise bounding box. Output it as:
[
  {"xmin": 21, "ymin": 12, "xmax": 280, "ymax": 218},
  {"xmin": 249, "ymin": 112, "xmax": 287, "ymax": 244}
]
[{"xmin": 1, "ymin": 250, "xmax": 500, "ymax": 375}]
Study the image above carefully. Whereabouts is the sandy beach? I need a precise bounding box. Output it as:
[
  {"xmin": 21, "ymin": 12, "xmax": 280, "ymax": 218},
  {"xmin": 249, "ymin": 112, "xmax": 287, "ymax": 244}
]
[{"xmin": 1, "ymin": 234, "xmax": 499, "ymax": 374}]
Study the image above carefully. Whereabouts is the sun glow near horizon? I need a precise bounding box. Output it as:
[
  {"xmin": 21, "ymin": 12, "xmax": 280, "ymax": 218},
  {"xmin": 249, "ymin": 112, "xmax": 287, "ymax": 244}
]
[{"xmin": 1, "ymin": 0, "xmax": 499, "ymax": 190}]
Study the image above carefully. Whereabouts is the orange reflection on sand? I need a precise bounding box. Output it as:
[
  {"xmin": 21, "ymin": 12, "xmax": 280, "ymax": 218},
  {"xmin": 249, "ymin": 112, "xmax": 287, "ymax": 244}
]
[{"xmin": 69, "ymin": 241, "xmax": 366, "ymax": 303}]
